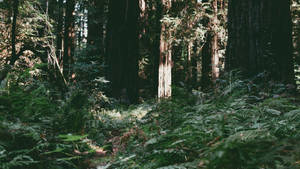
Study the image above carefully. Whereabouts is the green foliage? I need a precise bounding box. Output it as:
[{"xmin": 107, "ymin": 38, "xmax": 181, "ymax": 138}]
[
  {"xmin": 2, "ymin": 67, "xmax": 300, "ymax": 169},
  {"xmin": 109, "ymin": 77, "xmax": 300, "ymax": 169},
  {"xmin": 0, "ymin": 71, "xmax": 94, "ymax": 169},
  {"xmin": 1, "ymin": 0, "xmax": 300, "ymax": 168}
]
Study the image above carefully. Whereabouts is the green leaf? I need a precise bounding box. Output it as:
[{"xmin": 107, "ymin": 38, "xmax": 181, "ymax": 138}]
[
  {"xmin": 42, "ymin": 148, "xmax": 65, "ymax": 155},
  {"xmin": 265, "ymin": 108, "xmax": 281, "ymax": 116},
  {"xmin": 58, "ymin": 134, "xmax": 88, "ymax": 142}
]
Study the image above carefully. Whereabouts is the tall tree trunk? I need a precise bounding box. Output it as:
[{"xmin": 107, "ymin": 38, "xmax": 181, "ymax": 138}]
[
  {"xmin": 77, "ymin": 3, "xmax": 83, "ymax": 49},
  {"xmin": 226, "ymin": 0, "xmax": 295, "ymax": 84},
  {"xmin": 87, "ymin": 0, "xmax": 104, "ymax": 58},
  {"xmin": 185, "ymin": 15, "xmax": 196, "ymax": 90},
  {"xmin": 201, "ymin": 31, "xmax": 212, "ymax": 89},
  {"xmin": 63, "ymin": 0, "xmax": 75, "ymax": 80},
  {"xmin": 107, "ymin": 0, "xmax": 139, "ymax": 103},
  {"xmin": 185, "ymin": 41, "xmax": 194, "ymax": 87},
  {"xmin": 56, "ymin": 0, "xmax": 64, "ymax": 67},
  {"xmin": 158, "ymin": 0, "xmax": 172, "ymax": 98},
  {"xmin": 10, "ymin": 0, "xmax": 19, "ymax": 65},
  {"xmin": 201, "ymin": 0, "xmax": 219, "ymax": 88},
  {"xmin": 211, "ymin": 0, "xmax": 219, "ymax": 82},
  {"xmin": 149, "ymin": 0, "xmax": 162, "ymax": 96}
]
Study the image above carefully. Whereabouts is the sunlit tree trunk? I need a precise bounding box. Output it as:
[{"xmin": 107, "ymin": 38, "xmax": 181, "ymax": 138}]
[
  {"xmin": 63, "ymin": 0, "xmax": 75, "ymax": 80},
  {"xmin": 77, "ymin": 2, "xmax": 83, "ymax": 49},
  {"xmin": 226, "ymin": 0, "xmax": 294, "ymax": 84},
  {"xmin": 211, "ymin": 0, "xmax": 219, "ymax": 82},
  {"xmin": 158, "ymin": 0, "xmax": 172, "ymax": 98},
  {"xmin": 186, "ymin": 41, "xmax": 194, "ymax": 87}
]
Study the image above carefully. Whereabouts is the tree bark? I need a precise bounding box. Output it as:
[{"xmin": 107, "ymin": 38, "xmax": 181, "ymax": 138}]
[
  {"xmin": 158, "ymin": 0, "xmax": 172, "ymax": 99},
  {"xmin": 77, "ymin": 2, "xmax": 83, "ymax": 49},
  {"xmin": 201, "ymin": 31, "xmax": 212, "ymax": 89},
  {"xmin": 56, "ymin": 0, "xmax": 63, "ymax": 67},
  {"xmin": 9, "ymin": 0, "xmax": 19, "ymax": 65},
  {"xmin": 226, "ymin": 0, "xmax": 295, "ymax": 84},
  {"xmin": 211, "ymin": 0, "xmax": 219, "ymax": 82},
  {"xmin": 201, "ymin": 0, "xmax": 219, "ymax": 88},
  {"xmin": 107, "ymin": 0, "xmax": 139, "ymax": 103},
  {"xmin": 147, "ymin": 0, "xmax": 162, "ymax": 96},
  {"xmin": 63, "ymin": 0, "xmax": 75, "ymax": 80},
  {"xmin": 87, "ymin": 0, "xmax": 105, "ymax": 58}
]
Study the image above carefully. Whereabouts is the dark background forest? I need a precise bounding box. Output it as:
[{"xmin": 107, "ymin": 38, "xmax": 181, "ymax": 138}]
[{"xmin": 1, "ymin": 0, "xmax": 300, "ymax": 168}]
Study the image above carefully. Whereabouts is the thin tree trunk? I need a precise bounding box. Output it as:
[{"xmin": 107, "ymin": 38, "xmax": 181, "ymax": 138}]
[
  {"xmin": 201, "ymin": 31, "xmax": 212, "ymax": 89},
  {"xmin": 10, "ymin": 0, "xmax": 19, "ymax": 65},
  {"xmin": 77, "ymin": 3, "xmax": 83, "ymax": 49},
  {"xmin": 149, "ymin": 0, "xmax": 161, "ymax": 96},
  {"xmin": 63, "ymin": 0, "xmax": 75, "ymax": 80},
  {"xmin": 186, "ymin": 41, "xmax": 193, "ymax": 83},
  {"xmin": 158, "ymin": 0, "xmax": 172, "ymax": 99},
  {"xmin": 185, "ymin": 40, "xmax": 196, "ymax": 90},
  {"xmin": 211, "ymin": 0, "xmax": 219, "ymax": 82},
  {"xmin": 57, "ymin": 0, "xmax": 64, "ymax": 68}
]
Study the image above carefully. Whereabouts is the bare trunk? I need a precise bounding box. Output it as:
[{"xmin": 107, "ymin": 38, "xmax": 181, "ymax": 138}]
[
  {"xmin": 56, "ymin": 0, "xmax": 63, "ymax": 67},
  {"xmin": 77, "ymin": 3, "xmax": 84, "ymax": 49},
  {"xmin": 201, "ymin": 31, "xmax": 212, "ymax": 89},
  {"xmin": 187, "ymin": 41, "xmax": 193, "ymax": 82},
  {"xmin": 158, "ymin": 0, "xmax": 172, "ymax": 99},
  {"xmin": 211, "ymin": 0, "xmax": 219, "ymax": 81},
  {"xmin": 10, "ymin": 0, "xmax": 19, "ymax": 65},
  {"xmin": 63, "ymin": 0, "xmax": 75, "ymax": 80}
]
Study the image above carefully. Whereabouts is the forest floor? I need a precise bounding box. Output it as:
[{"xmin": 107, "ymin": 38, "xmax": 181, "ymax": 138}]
[
  {"xmin": 1, "ymin": 74, "xmax": 300, "ymax": 169},
  {"xmin": 88, "ymin": 84, "xmax": 300, "ymax": 169}
]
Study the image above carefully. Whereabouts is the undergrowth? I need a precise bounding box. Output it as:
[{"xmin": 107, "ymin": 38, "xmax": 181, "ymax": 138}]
[
  {"xmin": 101, "ymin": 74, "xmax": 300, "ymax": 169},
  {"xmin": 1, "ymin": 68, "xmax": 300, "ymax": 169},
  {"xmin": 0, "ymin": 65, "xmax": 103, "ymax": 169}
]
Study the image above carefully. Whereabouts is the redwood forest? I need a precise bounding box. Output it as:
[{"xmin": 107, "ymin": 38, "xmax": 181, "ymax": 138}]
[{"xmin": 1, "ymin": 0, "xmax": 300, "ymax": 168}]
